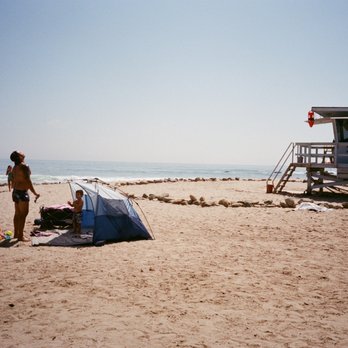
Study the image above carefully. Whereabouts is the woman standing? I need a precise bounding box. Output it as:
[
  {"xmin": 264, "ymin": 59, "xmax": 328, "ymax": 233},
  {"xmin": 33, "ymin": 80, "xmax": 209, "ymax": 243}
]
[
  {"xmin": 6, "ymin": 165, "xmax": 13, "ymax": 191},
  {"xmin": 10, "ymin": 151, "xmax": 40, "ymax": 242}
]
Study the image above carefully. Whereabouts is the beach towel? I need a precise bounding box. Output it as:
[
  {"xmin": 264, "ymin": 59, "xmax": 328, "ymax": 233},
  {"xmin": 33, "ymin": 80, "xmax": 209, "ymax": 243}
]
[
  {"xmin": 295, "ymin": 202, "xmax": 331, "ymax": 212},
  {"xmin": 31, "ymin": 228, "xmax": 93, "ymax": 246}
]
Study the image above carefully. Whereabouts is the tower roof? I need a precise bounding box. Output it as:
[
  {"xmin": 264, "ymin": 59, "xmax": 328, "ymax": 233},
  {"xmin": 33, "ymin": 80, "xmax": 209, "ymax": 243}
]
[{"xmin": 312, "ymin": 107, "xmax": 348, "ymax": 118}]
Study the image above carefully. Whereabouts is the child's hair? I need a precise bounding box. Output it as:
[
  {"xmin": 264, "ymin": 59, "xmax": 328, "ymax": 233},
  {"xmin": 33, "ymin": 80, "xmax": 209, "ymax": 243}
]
[{"xmin": 76, "ymin": 190, "xmax": 84, "ymax": 196}]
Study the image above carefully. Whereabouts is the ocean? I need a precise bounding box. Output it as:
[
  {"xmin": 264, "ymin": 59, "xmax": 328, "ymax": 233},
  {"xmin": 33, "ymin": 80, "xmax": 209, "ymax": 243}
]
[{"xmin": 0, "ymin": 159, "xmax": 306, "ymax": 184}]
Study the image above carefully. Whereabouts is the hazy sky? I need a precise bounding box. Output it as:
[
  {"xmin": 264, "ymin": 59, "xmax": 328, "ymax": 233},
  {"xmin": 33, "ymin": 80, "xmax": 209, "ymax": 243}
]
[{"xmin": 1, "ymin": 0, "xmax": 347, "ymax": 165}]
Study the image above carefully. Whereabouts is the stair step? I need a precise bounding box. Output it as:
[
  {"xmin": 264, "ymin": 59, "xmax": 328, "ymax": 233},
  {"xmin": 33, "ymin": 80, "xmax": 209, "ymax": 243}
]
[{"xmin": 274, "ymin": 165, "xmax": 297, "ymax": 193}]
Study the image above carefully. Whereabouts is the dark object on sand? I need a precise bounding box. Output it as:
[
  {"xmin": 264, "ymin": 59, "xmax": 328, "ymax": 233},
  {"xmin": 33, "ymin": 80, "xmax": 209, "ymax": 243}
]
[{"xmin": 39, "ymin": 205, "xmax": 73, "ymax": 229}]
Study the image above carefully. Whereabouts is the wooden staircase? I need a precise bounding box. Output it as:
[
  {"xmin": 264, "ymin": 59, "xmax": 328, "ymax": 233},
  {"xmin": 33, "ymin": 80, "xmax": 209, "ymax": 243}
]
[
  {"xmin": 273, "ymin": 164, "xmax": 296, "ymax": 193},
  {"xmin": 267, "ymin": 142, "xmax": 295, "ymax": 193}
]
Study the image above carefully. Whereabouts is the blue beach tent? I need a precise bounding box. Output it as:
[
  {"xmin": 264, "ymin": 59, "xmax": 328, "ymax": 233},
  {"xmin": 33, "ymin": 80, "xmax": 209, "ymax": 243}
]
[{"xmin": 69, "ymin": 181, "xmax": 152, "ymax": 244}]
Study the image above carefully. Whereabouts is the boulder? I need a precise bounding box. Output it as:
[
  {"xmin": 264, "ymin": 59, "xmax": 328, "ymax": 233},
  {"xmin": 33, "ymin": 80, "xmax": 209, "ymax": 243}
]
[
  {"xmin": 326, "ymin": 203, "xmax": 343, "ymax": 209},
  {"xmin": 189, "ymin": 195, "xmax": 198, "ymax": 202},
  {"xmin": 200, "ymin": 201, "xmax": 211, "ymax": 207},
  {"xmin": 218, "ymin": 199, "xmax": 230, "ymax": 207},
  {"xmin": 156, "ymin": 193, "xmax": 170, "ymax": 201},
  {"xmin": 231, "ymin": 202, "xmax": 243, "ymax": 208},
  {"xmin": 298, "ymin": 198, "xmax": 314, "ymax": 204},
  {"xmin": 162, "ymin": 197, "xmax": 173, "ymax": 203},
  {"xmin": 172, "ymin": 199, "xmax": 187, "ymax": 205},
  {"xmin": 285, "ymin": 198, "xmax": 296, "ymax": 208},
  {"xmin": 238, "ymin": 201, "xmax": 252, "ymax": 207}
]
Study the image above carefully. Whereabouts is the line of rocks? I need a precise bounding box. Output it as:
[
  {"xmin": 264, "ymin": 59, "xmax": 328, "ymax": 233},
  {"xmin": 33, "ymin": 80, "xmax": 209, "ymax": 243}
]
[
  {"xmin": 129, "ymin": 194, "xmax": 348, "ymax": 209},
  {"xmin": 118, "ymin": 177, "xmax": 242, "ymax": 186},
  {"xmin": 117, "ymin": 177, "xmax": 302, "ymax": 186}
]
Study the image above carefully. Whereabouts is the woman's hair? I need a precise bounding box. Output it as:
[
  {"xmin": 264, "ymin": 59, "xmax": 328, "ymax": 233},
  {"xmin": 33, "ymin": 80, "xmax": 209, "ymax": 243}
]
[{"xmin": 10, "ymin": 151, "xmax": 21, "ymax": 165}]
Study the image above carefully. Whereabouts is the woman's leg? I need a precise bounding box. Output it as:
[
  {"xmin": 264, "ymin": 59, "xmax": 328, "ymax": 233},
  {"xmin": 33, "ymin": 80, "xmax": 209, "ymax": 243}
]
[{"xmin": 14, "ymin": 201, "xmax": 29, "ymax": 241}]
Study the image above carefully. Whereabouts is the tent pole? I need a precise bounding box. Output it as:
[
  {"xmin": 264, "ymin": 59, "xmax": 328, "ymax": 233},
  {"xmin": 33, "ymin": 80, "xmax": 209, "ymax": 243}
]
[
  {"xmin": 132, "ymin": 200, "xmax": 156, "ymax": 240},
  {"xmin": 68, "ymin": 180, "xmax": 75, "ymax": 200}
]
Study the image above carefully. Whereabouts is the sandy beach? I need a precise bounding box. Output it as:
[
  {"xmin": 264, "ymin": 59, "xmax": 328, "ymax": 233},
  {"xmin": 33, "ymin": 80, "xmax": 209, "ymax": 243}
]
[{"xmin": 0, "ymin": 180, "xmax": 347, "ymax": 347}]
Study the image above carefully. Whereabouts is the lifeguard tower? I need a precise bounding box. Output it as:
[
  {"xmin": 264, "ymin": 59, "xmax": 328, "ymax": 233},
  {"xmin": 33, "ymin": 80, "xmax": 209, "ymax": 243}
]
[{"xmin": 267, "ymin": 107, "xmax": 348, "ymax": 194}]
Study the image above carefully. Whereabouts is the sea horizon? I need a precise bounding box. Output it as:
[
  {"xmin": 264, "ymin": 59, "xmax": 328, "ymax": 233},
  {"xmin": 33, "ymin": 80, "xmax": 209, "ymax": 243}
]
[{"xmin": 0, "ymin": 158, "xmax": 306, "ymax": 184}]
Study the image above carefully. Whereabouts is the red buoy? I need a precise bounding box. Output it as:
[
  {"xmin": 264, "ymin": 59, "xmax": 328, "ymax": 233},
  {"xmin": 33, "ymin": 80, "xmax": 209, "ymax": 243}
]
[{"xmin": 308, "ymin": 111, "xmax": 314, "ymax": 127}]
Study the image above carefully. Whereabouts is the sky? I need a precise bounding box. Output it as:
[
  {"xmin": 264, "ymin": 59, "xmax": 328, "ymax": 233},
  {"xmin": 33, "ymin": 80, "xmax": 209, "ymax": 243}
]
[{"xmin": 0, "ymin": 0, "xmax": 347, "ymax": 165}]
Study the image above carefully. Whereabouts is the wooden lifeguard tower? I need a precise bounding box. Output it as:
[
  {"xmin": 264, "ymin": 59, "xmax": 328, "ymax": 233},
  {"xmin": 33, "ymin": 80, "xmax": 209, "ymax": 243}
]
[{"xmin": 267, "ymin": 107, "xmax": 348, "ymax": 194}]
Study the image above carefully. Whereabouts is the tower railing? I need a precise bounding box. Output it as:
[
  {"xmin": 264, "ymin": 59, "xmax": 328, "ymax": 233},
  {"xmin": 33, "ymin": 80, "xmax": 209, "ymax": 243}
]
[
  {"xmin": 267, "ymin": 142, "xmax": 337, "ymax": 193},
  {"xmin": 294, "ymin": 142, "xmax": 336, "ymax": 165},
  {"xmin": 267, "ymin": 142, "xmax": 295, "ymax": 190}
]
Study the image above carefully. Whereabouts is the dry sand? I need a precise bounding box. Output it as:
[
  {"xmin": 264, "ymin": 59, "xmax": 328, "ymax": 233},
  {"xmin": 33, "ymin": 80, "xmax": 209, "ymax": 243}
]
[{"xmin": 0, "ymin": 180, "xmax": 347, "ymax": 347}]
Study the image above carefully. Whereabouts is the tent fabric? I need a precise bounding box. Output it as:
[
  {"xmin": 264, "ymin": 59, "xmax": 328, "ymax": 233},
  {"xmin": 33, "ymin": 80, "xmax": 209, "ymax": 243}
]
[{"xmin": 69, "ymin": 181, "xmax": 152, "ymax": 244}]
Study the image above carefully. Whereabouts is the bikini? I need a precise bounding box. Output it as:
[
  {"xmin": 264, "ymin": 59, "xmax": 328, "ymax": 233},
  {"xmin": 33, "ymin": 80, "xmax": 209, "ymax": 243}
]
[{"xmin": 12, "ymin": 189, "xmax": 30, "ymax": 203}]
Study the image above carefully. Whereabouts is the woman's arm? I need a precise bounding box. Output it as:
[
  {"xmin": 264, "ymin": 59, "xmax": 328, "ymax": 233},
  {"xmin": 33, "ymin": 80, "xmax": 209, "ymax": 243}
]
[{"xmin": 23, "ymin": 165, "xmax": 40, "ymax": 198}]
